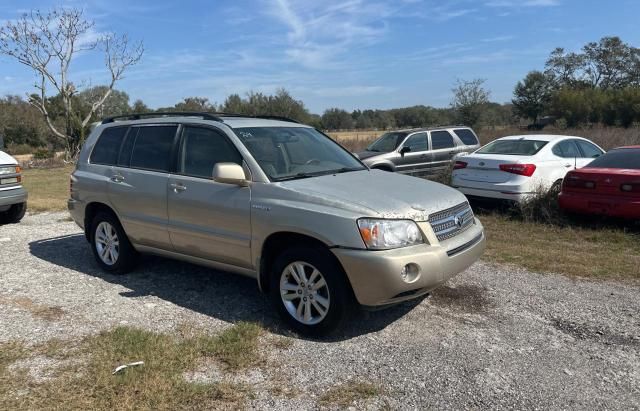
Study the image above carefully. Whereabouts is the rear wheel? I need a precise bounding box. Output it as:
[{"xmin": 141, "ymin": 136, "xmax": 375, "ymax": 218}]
[
  {"xmin": 0, "ymin": 202, "xmax": 26, "ymax": 224},
  {"xmin": 269, "ymin": 246, "xmax": 352, "ymax": 336},
  {"xmin": 90, "ymin": 212, "xmax": 138, "ymax": 274}
]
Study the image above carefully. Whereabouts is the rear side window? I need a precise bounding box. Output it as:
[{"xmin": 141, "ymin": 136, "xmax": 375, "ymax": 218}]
[
  {"xmin": 179, "ymin": 127, "xmax": 242, "ymax": 178},
  {"xmin": 553, "ymin": 140, "xmax": 581, "ymax": 158},
  {"xmin": 90, "ymin": 127, "xmax": 128, "ymax": 165},
  {"xmin": 477, "ymin": 139, "xmax": 547, "ymax": 155},
  {"xmin": 453, "ymin": 129, "xmax": 478, "ymax": 146},
  {"xmin": 129, "ymin": 126, "xmax": 178, "ymax": 172},
  {"xmin": 587, "ymin": 148, "xmax": 640, "ymax": 169},
  {"xmin": 431, "ymin": 131, "xmax": 455, "ymax": 150},
  {"xmin": 576, "ymin": 140, "xmax": 604, "ymax": 158},
  {"xmin": 403, "ymin": 132, "xmax": 428, "ymax": 151}
]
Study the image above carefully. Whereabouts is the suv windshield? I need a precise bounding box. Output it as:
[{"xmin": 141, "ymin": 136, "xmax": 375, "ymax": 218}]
[
  {"xmin": 366, "ymin": 132, "xmax": 407, "ymax": 153},
  {"xmin": 587, "ymin": 148, "xmax": 640, "ymax": 169},
  {"xmin": 234, "ymin": 126, "xmax": 365, "ymax": 181},
  {"xmin": 476, "ymin": 139, "xmax": 548, "ymax": 156}
]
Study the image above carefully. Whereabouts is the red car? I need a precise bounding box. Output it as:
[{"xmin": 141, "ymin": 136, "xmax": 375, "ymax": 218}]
[{"xmin": 559, "ymin": 146, "xmax": 640, "ymax": 219}]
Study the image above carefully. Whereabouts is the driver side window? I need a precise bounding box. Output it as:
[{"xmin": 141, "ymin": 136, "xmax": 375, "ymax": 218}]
[{"xmin": 403, "ymin": 132, "xmax": 428, "ymax": 152}]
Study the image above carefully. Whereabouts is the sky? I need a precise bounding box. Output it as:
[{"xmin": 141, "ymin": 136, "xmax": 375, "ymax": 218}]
[{"xmin": 1, "ymin": 0, "xmax": 639, "ymax": 114}]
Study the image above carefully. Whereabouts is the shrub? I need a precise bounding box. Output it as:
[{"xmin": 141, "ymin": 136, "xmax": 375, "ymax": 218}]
[{"xmin": 33, "ymin": 148, "xmax": 54, "ymax": 159}]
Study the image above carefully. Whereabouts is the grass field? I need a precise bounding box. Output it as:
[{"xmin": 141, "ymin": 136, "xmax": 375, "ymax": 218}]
[
  {"xmin": 22, "ymin": 166, "xmax": 73, "ymax": 212},
  {"xmin": 16, "ymin": 164, "xmax": 639, "ymax": 281}
]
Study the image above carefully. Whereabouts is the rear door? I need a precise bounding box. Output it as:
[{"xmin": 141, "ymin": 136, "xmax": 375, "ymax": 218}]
[
  {"xmin": 107, "ymin": 124, "xmax": 178, "ymax": 249},
  {"xmin": 167, "ymin": 125, "xmax": 252, "ymax": 268},
  {"xmin": 395, "ymin": 132, "xmax": 429, "ymax": 176},
  {"xmin": 429, "ymin": 130, "xmax": 457, "ymax": 174}
]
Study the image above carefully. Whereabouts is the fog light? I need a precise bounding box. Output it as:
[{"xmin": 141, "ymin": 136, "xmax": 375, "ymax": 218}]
[{"xmin": 400, "ymin": 263, "xmax": 420, "ymax": 283}]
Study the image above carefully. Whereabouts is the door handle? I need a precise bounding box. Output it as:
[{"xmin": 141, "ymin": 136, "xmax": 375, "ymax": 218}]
[
  {"xmin": 564, "ymin": 164, "xmax": 572, "ymax": 168},
  {"xmin": 448, "ymin": 151, "xmax": 456, "ymax": 155},
  {"xmin": 170, "ymin": 183, "xmax": 187, "ymax": 193},
  {"xmin": 110, "ymin": 174, "xmax": 124, "ymax": 183}
]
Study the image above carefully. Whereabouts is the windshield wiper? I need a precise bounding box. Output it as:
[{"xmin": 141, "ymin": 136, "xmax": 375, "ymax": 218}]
[{"xmin": 274, "ymin": 167, "xmax": 363, "ymax": 182}]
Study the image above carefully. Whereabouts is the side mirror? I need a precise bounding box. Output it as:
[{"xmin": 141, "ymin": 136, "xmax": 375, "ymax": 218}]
[
  {"xmin": 212, "ymin": 163, "xmax": 249, "ymax": 186},
  {"xmin": 400, "ymin": 146, "xmax": 411, "ymax": 156}
]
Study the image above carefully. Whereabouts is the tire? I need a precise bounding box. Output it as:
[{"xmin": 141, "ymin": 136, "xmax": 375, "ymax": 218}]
[
  {"xmin": 0, "ymin": 202, "xmax": 26, "ymax": 224},
  {"xmin": 269, "ymin": 246, "xmax": 353, "ymax": 336},
  {"xmin": 90, "ymin": 211, "xmax": 138, "ymax": 274},
  {"xmin": 550, "ymin": 179, "xmax": 563, "ymax": 196}
]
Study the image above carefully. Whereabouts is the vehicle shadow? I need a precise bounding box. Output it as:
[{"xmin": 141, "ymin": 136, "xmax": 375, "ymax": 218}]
[{"xmin": 29, "ymin": 234, "xmax": 422, "ymax": 342}]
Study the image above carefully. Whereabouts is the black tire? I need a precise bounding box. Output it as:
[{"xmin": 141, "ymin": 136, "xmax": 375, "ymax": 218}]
[
  {"xmin": 550, "ymin": 179, "xmax": 563, "ymax": 196},
  {"xmin": 90, "ymin": 211, "xmax": 138, "ymax": 274},
  {"xmin": 0, "ymin": 202, "xmax": 26, "ymax": 224},
  {"xmin": 269, "ymin": 246, "xmax": 353, "ymax": 336}
]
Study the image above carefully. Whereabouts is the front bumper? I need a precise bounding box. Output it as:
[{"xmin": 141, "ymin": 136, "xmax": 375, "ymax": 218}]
[
  {"xmin": 559, "ymin": 191, "xmax": 640, "ymax": 219},
  {"xmin": 332, "ymin": 218, "xmax": 485, "ymax": 307},
  {"xmin": 0, "ymin": 186, "xmax": 28, "ymax": 207}
]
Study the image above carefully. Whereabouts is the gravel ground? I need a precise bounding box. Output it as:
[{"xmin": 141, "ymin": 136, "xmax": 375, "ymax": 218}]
[{"xmin": 1, "ymin": 212, "xmax": 639, "ymax": 409}]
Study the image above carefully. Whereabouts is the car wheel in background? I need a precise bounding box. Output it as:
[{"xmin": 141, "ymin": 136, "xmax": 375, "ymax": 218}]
[
  {"xmin": 0, "ymin": 202, "xmax": 26, "ymax": 224},
  {"xmin": 269, "ymin": 246, "xmax": 352, "ymax": 336},
  {"xmin": 90, "ymin": 211, "xmax": 138, "ymax": 274}
]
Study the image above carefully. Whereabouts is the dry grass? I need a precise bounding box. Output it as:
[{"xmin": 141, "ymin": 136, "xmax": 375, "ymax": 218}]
[
  {"xmin": 0, "ymin": 322, "xmax": 263, "ymax": 410},
  {"xmin": 318, "ymin": 380, "xmax": 382, "ymax": 407},
  {"xmin": 481, "ymin": 213, "xmax": 640, "ymax": 281},
  {"xmin": 22, "ymin": 166, "xmax": 73, "ymax": 212}
]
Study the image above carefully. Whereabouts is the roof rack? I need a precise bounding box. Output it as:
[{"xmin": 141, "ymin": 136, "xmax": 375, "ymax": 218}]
[
  {"xmin": 101, "ymin": 112, "xmax": 301, "ymax": 125},
  {"xmin": 101, "ymin": 112, "xmax": 224, "ymax": 124},
  {"xmin": 213, "ymin": 113, "xmax": 300, "ymax": 124}
]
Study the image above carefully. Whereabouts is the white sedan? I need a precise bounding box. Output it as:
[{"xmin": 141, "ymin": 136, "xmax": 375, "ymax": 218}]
[{"xmin": 451, "ymin": 135, "xmax": 604, "ymax": 202}]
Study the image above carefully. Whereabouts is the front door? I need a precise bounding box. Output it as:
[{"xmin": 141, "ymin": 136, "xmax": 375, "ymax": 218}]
[
  {"xmin": 168, "ymin": 125, "xmax": 252, "ymax": 268},
  {"xmin": 395, "ymin": 132, "xmax": 429, "ymax": 176},
  {"xmin": 107, "ymin": 124, "xmax": 177, "ymax": 249}
]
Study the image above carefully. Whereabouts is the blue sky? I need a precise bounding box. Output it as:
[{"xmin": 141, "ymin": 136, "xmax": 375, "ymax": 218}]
[{"xmin": 1, "ymin": 0, "xmax": 639, "ymax": 113}]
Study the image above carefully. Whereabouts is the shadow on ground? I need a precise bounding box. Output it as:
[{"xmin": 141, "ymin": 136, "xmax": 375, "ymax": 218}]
[{"xmin": 29, "ymin": 234, "xmax": 423, "ymax": 341}]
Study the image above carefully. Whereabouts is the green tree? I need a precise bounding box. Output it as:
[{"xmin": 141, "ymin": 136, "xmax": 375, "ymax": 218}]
[
  {"xmin": 131, "ymin": 99, "xmax": 151, "ymax": 113},
  {"xmin": 321, "ymin": 108, "xmax": 353, "ymax": 130},
  {"xmin": 512, "ymin": 71, "xmax": 554, "ymax": 123}
]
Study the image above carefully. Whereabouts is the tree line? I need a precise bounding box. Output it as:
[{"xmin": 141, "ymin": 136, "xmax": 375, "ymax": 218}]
[{"xmin": 0, "ymin": 6, "xmax": 638, "ymax": 156}]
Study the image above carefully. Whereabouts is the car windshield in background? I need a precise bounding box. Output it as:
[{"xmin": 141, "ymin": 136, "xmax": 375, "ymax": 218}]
[
  {"xmin": 366, "ymin": 132, "xmax": 407, "ymax": 153},
  {"xmin": 476, "ymin": 139, "xmax": 548, "ymax": 156},
  {"xmin": 234, "ymin": 127, "xmax": 365, "ymax": 181},
  {"xmin": 587, "ymin": 148, "xmax": 640, "ymax": 169}
]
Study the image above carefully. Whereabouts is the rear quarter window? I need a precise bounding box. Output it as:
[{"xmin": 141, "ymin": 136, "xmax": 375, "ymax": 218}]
[
  {"xmin": 90, "ymin": 127, "xmax": 128, "ymax": 165},
  {"xmin": 453, "ymin": 129, "xmax": 479, "ymax": 146}
]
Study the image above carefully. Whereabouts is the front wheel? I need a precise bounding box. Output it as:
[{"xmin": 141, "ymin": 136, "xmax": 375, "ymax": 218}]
[
  {"xmin": 269, "ymin": 246, "xmax": 352, "ymax": 336},
  {"xmin": 0, "ymin": 202, "xmax": 26, "ymax": 224}
]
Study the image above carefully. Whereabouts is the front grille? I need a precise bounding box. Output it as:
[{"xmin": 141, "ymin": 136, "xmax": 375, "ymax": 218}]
[{"xmin": 429, "ymin": 201, "xmax": 474, "ymax": 241}]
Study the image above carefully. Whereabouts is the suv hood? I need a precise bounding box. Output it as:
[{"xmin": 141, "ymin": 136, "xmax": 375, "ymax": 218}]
[
  {"xmin": 0, "ymin": 151, "xmax": 18, "ymax": 166},
  {"xmin": 279, "ymin": 169, "xmax": 467, "ymax": 221},
  {"xmin": 356, "ymin": 150, "xmax": 385, "ymax": 160}
]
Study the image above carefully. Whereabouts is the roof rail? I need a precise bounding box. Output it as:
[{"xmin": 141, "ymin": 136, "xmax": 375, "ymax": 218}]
[
  {"xmin": 101, "ymin": 112, "xmax": 224, "ymax": 124},
  {"xmin": 213, "ymin": 113, "xmax": 300, "ymax": 124}
]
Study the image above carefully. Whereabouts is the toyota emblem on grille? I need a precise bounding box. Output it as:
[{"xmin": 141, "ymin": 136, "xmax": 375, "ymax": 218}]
[{"xmin": 454, "ymin": 214, "xmax": 464, "ymax": 228}]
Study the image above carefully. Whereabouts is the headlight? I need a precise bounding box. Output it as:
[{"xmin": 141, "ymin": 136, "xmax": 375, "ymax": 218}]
[
  {"xmin": 0, "ymin": 166, "xmax": 19, "ymax": 175},
  {"xmin": 357, "ymin": 219, "xmax": 424, "ymax": 250}
]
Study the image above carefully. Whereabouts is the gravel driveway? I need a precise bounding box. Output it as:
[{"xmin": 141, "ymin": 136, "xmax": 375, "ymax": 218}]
[{"xmin": 1, "ymin": 213, "xmax": 639, "ymax": 409}]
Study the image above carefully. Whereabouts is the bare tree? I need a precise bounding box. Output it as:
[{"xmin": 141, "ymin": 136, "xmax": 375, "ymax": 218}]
[
  {"xmin": 451, "ymin": 78, "xmax": 490, "ymax": 128},
  {"xmin": 0, "ymin": 8, "xmax": 143, "ymax": 158}
]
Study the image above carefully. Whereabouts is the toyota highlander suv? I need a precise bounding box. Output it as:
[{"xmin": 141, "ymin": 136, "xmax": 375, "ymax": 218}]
[
  {"xmin": 357, "ymin": 126, "xmax": 480, "ymax": 177},
  {"xmin": 69, "ymin": 113, "xmax": 485, "ymax": 335}
]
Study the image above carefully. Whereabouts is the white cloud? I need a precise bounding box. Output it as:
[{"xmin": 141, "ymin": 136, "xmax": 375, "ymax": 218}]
[{"xmin": 485, "ymin": 0, "xmax": 560, "ymax": 7}]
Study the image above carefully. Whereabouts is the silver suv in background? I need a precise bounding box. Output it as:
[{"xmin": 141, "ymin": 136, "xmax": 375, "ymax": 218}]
[
  {"xmin": 357, "ymin": 126, "xmax": 480, "ymax": 177},
  {"xmin": 69, "ymin": 113, "xmax": 485, "ymax": 335}
]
